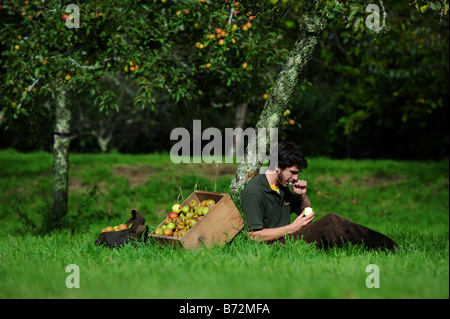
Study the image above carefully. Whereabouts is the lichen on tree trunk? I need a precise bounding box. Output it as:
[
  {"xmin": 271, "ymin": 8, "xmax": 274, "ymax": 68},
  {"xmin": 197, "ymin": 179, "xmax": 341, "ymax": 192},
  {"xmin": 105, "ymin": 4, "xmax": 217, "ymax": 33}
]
[
  {"xmin": 51, "ymin": 88, "xmax": 72, "ymax": 227},
  {"xmin": 230, "ymin": 12, "xmax": 328, "ymax": 207}
]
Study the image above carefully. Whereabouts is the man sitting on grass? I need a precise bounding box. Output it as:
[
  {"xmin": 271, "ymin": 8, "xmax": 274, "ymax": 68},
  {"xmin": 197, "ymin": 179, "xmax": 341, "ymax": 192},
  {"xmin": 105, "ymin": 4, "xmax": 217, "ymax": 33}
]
[{"xmin": 241, "ymin": 141, "xmax": 397, "ymax": 251}]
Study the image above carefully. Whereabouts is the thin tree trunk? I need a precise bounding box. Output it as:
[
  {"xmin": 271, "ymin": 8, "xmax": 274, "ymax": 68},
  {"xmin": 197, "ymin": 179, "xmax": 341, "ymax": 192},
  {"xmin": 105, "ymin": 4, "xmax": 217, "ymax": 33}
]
[
  {"xmin": 230, "ymin": 12, "xmax": 327, "ymax": 205},
  {"xmin": 51, "ymin": 88, "xmax": 72, "ymax": 228},
  {"xmin": 229, "ymin": 103, "xmax": 248, "ymax": 158}
]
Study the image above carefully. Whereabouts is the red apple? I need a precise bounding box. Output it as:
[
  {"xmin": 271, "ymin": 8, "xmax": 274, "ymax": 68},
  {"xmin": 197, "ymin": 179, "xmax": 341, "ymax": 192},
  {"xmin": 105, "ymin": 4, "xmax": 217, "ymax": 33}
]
[{"xmin": 169, "ymin": 212, "xmax": 178, "ymax": 219}]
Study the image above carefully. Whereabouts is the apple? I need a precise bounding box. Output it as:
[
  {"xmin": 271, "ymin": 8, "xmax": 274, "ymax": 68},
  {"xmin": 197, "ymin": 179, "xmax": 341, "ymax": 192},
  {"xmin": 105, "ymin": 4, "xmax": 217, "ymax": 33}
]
[
  {"xmin": 118, "ymin": 224, "xmax": 128, "ymax": 230},
  {"xmin": 179, "ymin": 229, "xmax": 187, "ymax": 237},
  {"xmin": 177, "ymin": 222, "xmax": 185, "ymax": 230},
  {"xmin": 169, "ymin": 212, "xmax": 178, "ymax": 220},
  {"xmin": 188, "ymin": 219, "xmax": 197, "ymax": 228},
  {"xmin": 184, "ymin": 217, "xmax": 193, "ymax": 226},
  {"xmin": 185, "ymin": 212, "xmax": 194, "ymax": 219},
  {"xmin": 172, "ymin": 204, "xmax": 182, "ymax": 213},
  {"xmin": 113, "ymin": 225, "xmax": 120, "ymax": 231},
  {"xmin": 218, "ymin": 39, "xmax": 225, "ymax": 45},
  {"xmin": 262, "ymin": 93, "xmax": 269, "ymax": 99},
  {"xmin": 201, "ymin": 200, "xmax": 208, "ymax": 207},
  {"xmin": 242, "ymin": 62, "xmax": 248, "ymax": 69},
  {"xmin": 173, "ymin": 217, "xmax": 182, "ymax": 225},
  {"xmin": 104, "ymin": 226, "xmax": 114, "ymax": 232},
  {"xmin": 65, "ymin": 74, "xmax": 72, "ymax": 81},
  {"xmin": 202, "ymin": 207, "xmax": 210, "ymax": 215},
  {"xmin": 189, "ymin": 199, "xmax": 198, "ymax": 208},
  {"xmin": 154, "ymin": 227, "xmax": 164, "ymax": 235},
  {"xmin": 161, "ymin": 225, "xmax": 167, "ymax": 230},
  {"xmin": 62, "ymin": 14, "xmax": 68, "ymax": 21},
  {"xmin": 289, "ymin": 119, "xmax": 295, "ymax": 125},
  {"xmin": 196, "ymin": 206, "xmax": 204, "ymax": 216},
  {"xmin": 166, "ymin": 222, "xmax": 176, "ymax": 230},
  {"xmin": 303, "ymin": 207, "xmax": 314, "ymax": 217},
  {"xmin": 163, "ymin": 228, "xmax": 173, "ymax": 236},
  {"xmin": 182, "ymin": 205, "xmax": 190, "ymax": 214}
]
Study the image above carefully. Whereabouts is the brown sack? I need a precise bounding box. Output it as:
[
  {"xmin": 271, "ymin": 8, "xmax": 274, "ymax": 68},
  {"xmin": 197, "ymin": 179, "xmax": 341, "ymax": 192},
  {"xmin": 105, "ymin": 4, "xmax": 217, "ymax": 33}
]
[{"xmin": 95, "ymin": 209, "xmax": 148, "ymax": 248}]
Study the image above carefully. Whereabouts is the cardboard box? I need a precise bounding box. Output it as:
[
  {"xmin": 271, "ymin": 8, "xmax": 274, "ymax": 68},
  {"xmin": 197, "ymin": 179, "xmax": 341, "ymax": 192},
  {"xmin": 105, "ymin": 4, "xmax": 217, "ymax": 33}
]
[{"xmin": 150, "ymin": 191, "xmax": 245, "ymax": 249}]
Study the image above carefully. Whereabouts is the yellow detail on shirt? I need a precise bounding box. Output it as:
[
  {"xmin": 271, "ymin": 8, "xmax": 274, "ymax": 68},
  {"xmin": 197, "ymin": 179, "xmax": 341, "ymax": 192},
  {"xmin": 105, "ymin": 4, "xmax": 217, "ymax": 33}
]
[{"xmin": 269, "ymin": 184, "xmax": 280, "ymax": 194}]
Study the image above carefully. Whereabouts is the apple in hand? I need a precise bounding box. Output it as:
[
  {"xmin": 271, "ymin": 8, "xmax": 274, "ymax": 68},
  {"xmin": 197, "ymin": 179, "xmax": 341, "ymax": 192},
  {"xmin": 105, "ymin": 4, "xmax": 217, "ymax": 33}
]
[{"xmin": 303, "ymin": 207, "xmax": 314, "ymax": 217}]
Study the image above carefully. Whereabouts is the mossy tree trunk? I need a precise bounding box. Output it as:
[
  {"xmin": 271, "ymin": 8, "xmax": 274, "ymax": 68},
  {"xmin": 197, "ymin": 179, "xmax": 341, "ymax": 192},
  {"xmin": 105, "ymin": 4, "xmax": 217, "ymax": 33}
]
[
  {"xmin": 51, "ymin": 88, "xmax": 72, "ymax": 228},
  {"xmin": 230, "ymin": 12, "xmax": 328, "ymax": 206}
]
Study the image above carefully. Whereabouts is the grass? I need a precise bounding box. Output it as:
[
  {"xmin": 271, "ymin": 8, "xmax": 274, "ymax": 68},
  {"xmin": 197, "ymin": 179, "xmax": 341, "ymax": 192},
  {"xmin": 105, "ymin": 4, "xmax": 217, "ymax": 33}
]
[{"xmin": 0, "ymin": 149, "xmax": 448, "ymax": 299}]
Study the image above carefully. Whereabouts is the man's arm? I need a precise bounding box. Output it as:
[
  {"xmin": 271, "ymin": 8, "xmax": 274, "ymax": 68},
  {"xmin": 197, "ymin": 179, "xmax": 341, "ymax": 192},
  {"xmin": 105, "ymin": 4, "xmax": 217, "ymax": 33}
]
[
  {"xmin": 248, "ymin": 211, "xmax": 315, "ymax": 242},
  {"xmin": 298, "ymin": 194, "xmax": 312, "ymax": 214}
]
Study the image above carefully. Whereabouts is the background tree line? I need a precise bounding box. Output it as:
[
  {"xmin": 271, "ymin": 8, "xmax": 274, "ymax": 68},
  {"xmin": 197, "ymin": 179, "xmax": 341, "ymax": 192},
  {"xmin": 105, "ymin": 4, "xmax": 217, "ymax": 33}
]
[{"xmin": 1, "ymin": 0, "xmax": 448, "ymax": 160}]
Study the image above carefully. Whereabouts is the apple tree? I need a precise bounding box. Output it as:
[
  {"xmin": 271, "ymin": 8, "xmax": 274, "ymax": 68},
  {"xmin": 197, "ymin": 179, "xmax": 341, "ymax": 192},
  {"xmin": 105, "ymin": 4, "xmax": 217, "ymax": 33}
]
[
  {"xmin": 0, "ymin": 0, "xmax": 209, "ymax": 229},
  {"xmin": 228, "ymin": 0, "xmax": 449, "ymax": 200}
]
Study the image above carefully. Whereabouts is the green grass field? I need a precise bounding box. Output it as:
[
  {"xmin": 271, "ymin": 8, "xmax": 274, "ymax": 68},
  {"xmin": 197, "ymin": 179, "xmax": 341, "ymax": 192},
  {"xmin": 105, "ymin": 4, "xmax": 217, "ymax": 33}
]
[{"xmin": 0, "ymin": 149, "xmax": 448, "ymax": 299}]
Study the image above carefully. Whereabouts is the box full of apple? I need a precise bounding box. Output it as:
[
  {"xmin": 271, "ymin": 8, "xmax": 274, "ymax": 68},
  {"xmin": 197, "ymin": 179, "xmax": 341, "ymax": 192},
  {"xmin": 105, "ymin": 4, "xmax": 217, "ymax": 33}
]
[{"xmin": 150, "ymin": 191, "xmax": 245, "ymax": 249}]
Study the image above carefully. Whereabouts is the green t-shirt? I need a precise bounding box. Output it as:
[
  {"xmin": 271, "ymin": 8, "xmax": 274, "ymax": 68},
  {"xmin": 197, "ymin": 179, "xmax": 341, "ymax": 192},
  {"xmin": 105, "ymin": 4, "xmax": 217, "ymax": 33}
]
[{"xmin": 241, "ymin": 174, "xmax": 303, "ymax": 231}]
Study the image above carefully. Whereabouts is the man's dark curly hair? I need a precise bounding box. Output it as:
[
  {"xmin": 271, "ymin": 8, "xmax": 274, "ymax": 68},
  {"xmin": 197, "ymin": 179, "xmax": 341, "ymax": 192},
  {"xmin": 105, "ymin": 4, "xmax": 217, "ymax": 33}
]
[{"xmin": 268, "ymin": 141, "xmax": 308, "ymax": 171}]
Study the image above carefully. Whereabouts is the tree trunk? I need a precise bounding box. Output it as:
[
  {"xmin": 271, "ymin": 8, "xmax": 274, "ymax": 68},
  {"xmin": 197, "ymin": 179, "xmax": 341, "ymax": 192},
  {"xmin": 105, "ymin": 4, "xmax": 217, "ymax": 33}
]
[
  {"xmin": 51, "ymin": 88, "xmax": 72, "ymax": 228},
  {"xmin": 228, "ymin": 103, "xmax": 248, "ymax": 159},
  {"xmin": 230, "ymin": 12, "xmax": 327, "ymax": 206}
]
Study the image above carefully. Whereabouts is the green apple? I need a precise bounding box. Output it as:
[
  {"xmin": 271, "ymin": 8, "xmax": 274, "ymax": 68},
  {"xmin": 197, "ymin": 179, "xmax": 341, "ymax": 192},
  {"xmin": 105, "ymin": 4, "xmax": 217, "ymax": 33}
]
[
  {"xmin": 185, "ymin": 212, "xmax": 194, "ymax": 219},
  {"xmin": 172, "ymin": 204, "xmax": 182, "ymax": 213},
  {"xmin": 166, "ymin": 222, "xmax": 176, "ymax": 230},
  {"xmin": 202, "ymin": 207, "xmax": 210, "ymax": 215},
  {"xmin": 188, "ymin": 219, "xmax": 197, "ymax": 228},
  {"xmin": 154, "ymin": 227, "xmax": 164, "ymax": 235},
  {"xmin": 182, "ymin": 205, "xmax": 190, "ymax": 214}
]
